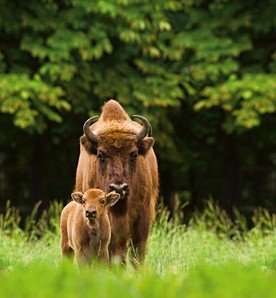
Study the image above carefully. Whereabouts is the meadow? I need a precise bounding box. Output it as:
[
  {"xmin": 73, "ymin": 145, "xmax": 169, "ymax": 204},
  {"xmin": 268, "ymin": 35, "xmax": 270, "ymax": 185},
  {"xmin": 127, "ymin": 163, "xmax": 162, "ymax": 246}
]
[{"xmin": 0, "ymin": 200, "xmax": 275, "ymax": 298}]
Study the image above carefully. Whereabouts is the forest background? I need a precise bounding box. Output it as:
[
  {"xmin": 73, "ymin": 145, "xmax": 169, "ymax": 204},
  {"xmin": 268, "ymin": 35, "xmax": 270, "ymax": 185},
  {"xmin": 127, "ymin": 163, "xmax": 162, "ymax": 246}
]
[{"xmin": 0, "ymin": 0, "xmax": 275, "ymax": 220}]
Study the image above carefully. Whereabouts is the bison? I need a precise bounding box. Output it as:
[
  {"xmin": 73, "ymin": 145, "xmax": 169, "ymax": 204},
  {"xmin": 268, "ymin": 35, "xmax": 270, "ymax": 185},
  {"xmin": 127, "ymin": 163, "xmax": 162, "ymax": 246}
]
[
  {"xmin": 60, "ymin": 188, "xmax": 120, "ymax": 267},
  {"xmin": 75, "ymin": 100, "xmax": 159, "ymax": 266}
]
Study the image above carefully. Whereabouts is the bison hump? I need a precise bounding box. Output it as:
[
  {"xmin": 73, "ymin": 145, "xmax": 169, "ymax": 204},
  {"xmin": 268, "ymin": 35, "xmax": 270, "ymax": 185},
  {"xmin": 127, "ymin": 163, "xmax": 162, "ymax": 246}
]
[{"xmin": 101, "ymin": 100, "xmax": 130, "ymax": 122}]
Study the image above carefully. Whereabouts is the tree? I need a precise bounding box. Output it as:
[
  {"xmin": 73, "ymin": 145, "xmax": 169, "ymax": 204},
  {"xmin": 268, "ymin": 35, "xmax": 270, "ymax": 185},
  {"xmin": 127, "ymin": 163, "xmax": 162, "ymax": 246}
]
[
  {"xmin": 155, "ymin": 0, "xmax": 276, "ymax": 216},
  {"xmin": 0, "ymin": 0, "xmax": 275, "ymax": 216}
]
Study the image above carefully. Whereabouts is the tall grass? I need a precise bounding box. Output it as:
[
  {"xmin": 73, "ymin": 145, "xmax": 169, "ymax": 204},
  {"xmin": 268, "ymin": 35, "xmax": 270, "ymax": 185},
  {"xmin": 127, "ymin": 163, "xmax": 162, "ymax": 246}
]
[{"xmin": 0, "ymin": 199, "xmax": 275, "ymax": 297}]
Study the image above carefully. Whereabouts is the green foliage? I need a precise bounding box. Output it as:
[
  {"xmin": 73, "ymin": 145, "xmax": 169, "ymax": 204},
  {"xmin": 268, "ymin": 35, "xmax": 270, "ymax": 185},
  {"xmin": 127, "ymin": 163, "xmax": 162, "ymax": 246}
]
[
  {"xmin": 0, "ymin": 201, "xmax": 21, "ymax": 236},
  {"xmin": 1, "ymin": 0, "xmax": 275, "ymax": 131},
  {"xmin": 190, "ymin": 199, "xmax": 244, "ymax": 239},
  {"xmin": 196, "ymin": 74, "xmax": 276, "ymax": 131},
  {"xmin": 24, "ymin": 200, "xmax": 63, "ymax": 241},
  {"xmin": 251, "ymin": 208, "xmax": 276, "ymax": 237},
  {"xmin": 189, "ymin": 199, "xmax": 276, "ymax": 242},
  {"xmin": 0, "ymin": 73, "xmax": 70, "ymax": 131}
]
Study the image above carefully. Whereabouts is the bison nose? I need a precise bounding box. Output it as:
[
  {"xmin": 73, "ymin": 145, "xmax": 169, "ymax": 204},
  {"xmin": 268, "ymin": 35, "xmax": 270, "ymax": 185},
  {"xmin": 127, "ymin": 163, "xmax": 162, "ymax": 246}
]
[
  {"xmin": 86, "ymin": 210, "xmax": 97, "ymax": 218},
  {"xmin": 109, "ymin": 183, "xmax": 129, "ymax": 196}
]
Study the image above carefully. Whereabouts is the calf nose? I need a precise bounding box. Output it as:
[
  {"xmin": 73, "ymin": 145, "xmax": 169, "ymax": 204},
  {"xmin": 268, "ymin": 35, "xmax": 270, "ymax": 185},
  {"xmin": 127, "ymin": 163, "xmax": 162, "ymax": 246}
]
[
  {"xmin": 86, "ymin": 210, "xmax": 97, "ymax": 218},
  {"xmin": 109, "ymin": 183, "xmax": 129, "ymax": 196}
]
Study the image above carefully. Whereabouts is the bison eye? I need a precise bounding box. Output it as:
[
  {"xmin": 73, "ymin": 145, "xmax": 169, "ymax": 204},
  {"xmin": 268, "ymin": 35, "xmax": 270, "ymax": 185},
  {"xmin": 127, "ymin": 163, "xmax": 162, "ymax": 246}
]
[
  {"xmin": 130, "ymin": 151, "xmax": 138, "ymax": 161},
  {"xmin": 97, "ymin": 152, "xmax": 108, "ymax": 164},
  {"xmin": 100, "ymin": 199, "xmax": 105, "ymax": 205}
]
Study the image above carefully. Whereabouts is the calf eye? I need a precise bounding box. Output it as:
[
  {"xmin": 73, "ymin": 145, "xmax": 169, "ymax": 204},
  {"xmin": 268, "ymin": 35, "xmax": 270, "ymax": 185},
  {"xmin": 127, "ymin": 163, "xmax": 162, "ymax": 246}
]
[{"xmin": 100, "ymin": 199, "xmax": 105, "ymax": 205}]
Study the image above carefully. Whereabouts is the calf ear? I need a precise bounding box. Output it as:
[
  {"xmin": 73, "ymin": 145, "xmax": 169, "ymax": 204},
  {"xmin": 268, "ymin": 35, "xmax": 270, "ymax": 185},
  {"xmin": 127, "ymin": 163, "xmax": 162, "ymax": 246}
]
[
  {"xmin": 105, "ymin": 192, "xmax": 120, "ymax": 207},
  {"xmin": 138, "ymin": 137, "xmax": 155, "ymax": 156},
  {"xmin": 80, "ymin": 136, "xmax": 97, "ymax": 155},
  {"xmin": 71, "ymin": 192, "xmax": 84, "ymax": 204}
]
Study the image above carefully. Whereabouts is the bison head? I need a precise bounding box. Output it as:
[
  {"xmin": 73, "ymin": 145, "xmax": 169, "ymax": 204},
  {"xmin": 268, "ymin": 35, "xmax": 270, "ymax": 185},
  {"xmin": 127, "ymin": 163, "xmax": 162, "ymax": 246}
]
[{"xmin": 80, "ymin": 100, "xmax": 155, "ymax": 200}]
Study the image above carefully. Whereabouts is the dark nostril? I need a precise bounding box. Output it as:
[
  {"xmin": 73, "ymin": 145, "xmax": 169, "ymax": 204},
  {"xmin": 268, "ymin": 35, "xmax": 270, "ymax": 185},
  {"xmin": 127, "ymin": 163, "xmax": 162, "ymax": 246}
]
[
  {"xmin": 122, "ymin": 184, "xmax": 129, "ymax": 191},
  {"xmin": 109, "ymin": 184, "xmax": 116, "ymax": 191},
  {"xmin": 86, "ymin": 210, "xmax": 96, "ymax": 218}
]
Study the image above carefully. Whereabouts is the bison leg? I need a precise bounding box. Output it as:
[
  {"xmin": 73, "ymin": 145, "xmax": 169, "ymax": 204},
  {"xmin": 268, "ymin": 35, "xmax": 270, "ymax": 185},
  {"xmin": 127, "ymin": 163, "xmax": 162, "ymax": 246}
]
[
  {"xmin": 61, "ymin": 242, "xmax": 74, "ymax": 260},
  {"xmin": 60, "ymin": 227, "xmax": 74, "ymax": 260},
  {"xmin": 98, "ymin": 247, "xmax": 109, "ymax": 263},
  {"xmin": 130, "ymin": 217, "xmax": 150, "ymax": 267},
  {"xmin": 75, "ymin": 249, "xmax": 91, "ymax": 268},
  {"xmin": 109, "ymin": 239, "xmax": 128, "ymax": 266},
  {"xmin": 130, "ymin": 240, "xmax": 147, "ymax": 268}
]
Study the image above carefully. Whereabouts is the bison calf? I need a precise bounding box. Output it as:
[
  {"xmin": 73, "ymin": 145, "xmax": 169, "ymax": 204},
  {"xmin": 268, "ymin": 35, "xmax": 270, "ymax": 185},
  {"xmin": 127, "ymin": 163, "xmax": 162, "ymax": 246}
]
[{"xmin": 60, "ymin": 189, "xmax": 120, "ymax": 267}]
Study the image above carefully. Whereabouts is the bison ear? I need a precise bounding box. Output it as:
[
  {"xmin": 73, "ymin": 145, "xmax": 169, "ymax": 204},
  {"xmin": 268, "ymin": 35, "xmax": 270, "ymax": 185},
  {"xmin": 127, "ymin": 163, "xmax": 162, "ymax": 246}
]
[
  {"xmin": 80, "ymin": 136, "xmax": 97, "ymax": 155},
  {"xmin": 138, "ymin": 137, "xmax": 155, "ymax": 156},
  {"xmin": 71, "ymin": 192, "xmax": 84, "ymax": 204},
  {"xmin": 105, "ymin": 191, "xmax": 120, "ymax": 207}
]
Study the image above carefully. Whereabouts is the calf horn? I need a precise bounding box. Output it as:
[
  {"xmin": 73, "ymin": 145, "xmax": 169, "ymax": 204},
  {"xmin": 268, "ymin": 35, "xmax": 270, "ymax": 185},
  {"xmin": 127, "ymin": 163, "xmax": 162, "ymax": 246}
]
[
  {"xmin": 83, "ymin": 116, "xmax": 99, "ymax": 143},
  {"xmin": 132, "ymin": 115, "xmax": 152, "ymax": 140}
]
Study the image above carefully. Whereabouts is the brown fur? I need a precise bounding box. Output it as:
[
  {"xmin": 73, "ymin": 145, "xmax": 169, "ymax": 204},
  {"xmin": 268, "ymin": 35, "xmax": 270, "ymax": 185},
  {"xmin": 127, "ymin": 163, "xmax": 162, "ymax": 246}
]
[
  {"xmin": 75, "ymin": 100, "xmax": 159, "ymax": 266},
  {"xmin": 60, "ymin": 188, "xmax": 120, "ymax": 267}
]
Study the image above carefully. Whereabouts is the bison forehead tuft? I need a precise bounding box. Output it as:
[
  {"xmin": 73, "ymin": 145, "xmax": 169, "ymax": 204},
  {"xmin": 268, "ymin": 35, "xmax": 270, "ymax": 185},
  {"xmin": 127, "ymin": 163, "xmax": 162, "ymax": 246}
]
[
  {"xmin": 95, "ymin": 123, "xmax": 138, "ymax": 148},
  {"xmin": 95, "ymin": 121, "xmax": 139, "ymax": 135},
  {"xmin": 98, "ymin": 137, "xmax": 137, "ymax": 153}
]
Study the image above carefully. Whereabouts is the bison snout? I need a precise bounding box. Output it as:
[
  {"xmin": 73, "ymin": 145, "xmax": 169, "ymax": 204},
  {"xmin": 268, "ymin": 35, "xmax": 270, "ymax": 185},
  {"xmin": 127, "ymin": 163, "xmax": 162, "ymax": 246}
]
[
  {"xmin": 86, "ymin": 210, "xmax": 97, "ymax": 218},
  {"xmin": 109, "ymin": 183, "xmax": 129, "ymax": 197}
]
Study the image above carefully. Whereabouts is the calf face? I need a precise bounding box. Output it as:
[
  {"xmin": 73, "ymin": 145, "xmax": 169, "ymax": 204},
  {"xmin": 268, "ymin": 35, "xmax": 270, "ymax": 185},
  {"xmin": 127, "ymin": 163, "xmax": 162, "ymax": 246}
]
[{"xmin": 71, "ymin": 189, "xmax": 120, "ymax": 220}]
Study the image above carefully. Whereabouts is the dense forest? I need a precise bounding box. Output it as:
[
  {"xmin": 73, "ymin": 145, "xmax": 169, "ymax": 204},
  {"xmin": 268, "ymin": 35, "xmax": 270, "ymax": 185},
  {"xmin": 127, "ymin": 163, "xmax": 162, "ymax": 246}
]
[{"xmin": 0, "ymin": 0, "xmax": 275, "ymax": 219}]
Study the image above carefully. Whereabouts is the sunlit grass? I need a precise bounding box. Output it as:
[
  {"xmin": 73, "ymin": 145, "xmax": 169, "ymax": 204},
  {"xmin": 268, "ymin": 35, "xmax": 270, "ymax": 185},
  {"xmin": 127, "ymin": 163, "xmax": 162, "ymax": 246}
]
[{"xmin": 0, "ymin": 200, "xmax": 275, "ymax": 297}]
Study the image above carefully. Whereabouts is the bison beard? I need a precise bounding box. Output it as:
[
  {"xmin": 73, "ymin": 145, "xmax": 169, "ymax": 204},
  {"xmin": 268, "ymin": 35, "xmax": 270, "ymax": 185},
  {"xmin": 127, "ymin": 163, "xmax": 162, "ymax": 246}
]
[{"xmin": 75, "ymin": 100, "xmax": 159, "ymax": 266}]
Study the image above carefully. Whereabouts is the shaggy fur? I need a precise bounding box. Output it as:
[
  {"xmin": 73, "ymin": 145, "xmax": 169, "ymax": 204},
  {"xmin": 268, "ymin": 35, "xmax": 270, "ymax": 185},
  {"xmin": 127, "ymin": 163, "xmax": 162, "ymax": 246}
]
[
  {"xmin": 75, "ymin": 100, "xmax": 159, "ymax": 266},
  {"xmin": 60, "ymin": 189, "xmax": 120, "ymax": 267}
]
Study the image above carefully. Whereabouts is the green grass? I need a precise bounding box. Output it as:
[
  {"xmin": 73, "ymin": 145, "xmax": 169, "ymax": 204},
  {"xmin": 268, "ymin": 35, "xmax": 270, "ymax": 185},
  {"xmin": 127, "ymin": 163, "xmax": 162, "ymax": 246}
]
[{"xmin": 0, "ymin": 200, "xmax": 275, "ymax": 297}]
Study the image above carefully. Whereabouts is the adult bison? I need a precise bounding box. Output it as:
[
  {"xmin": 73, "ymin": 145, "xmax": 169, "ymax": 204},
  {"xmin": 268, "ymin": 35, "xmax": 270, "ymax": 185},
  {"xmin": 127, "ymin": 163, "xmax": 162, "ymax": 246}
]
[{"xmin": 74, "ymin": 100, "xmax": 159, "ymax": 266}]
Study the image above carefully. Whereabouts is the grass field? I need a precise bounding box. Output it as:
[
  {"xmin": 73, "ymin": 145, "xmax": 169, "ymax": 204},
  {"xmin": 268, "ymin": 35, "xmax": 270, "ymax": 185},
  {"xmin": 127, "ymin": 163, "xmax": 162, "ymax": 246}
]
[{"xmin": 0, "ymin": 200, "xmax": 275, "ymax": 297}]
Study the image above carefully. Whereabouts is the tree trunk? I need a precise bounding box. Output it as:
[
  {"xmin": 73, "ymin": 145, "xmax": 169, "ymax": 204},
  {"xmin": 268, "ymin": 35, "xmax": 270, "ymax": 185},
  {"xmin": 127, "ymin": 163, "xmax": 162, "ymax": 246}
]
[{"xmin": 221, "ymin": 134, "xmax": 243, "ymax": 218}]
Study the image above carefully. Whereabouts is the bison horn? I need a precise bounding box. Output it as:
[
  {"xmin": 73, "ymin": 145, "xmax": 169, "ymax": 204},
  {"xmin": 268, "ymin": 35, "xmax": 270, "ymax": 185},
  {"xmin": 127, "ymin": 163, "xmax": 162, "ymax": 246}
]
[
  {"xmin": 83, "ymin": 116, "xmax": 99, "ymax": 143},
  {"xmin": 132, "ymin": 115, "xmax": 152, "ymax": 140}
]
